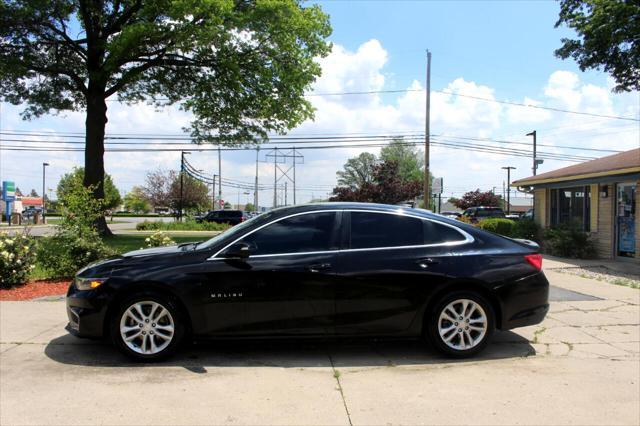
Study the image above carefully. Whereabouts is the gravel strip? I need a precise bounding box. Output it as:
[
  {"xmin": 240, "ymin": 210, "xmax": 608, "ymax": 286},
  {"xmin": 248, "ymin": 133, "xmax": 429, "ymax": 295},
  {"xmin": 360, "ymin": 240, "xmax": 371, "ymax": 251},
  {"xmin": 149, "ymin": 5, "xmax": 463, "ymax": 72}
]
[{"xmin": 550, "ymin": 266, "xmax": 640, "ymax": 289}]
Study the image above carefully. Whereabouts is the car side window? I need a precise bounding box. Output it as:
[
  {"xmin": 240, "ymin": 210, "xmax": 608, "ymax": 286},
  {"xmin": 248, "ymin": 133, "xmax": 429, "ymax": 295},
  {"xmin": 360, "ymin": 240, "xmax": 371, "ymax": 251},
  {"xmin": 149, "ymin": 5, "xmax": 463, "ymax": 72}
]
[
  {"xmin": 350, "ymin": 212, "xmax": 423, "ymax": 249},
  {"xmin": 237, "ymin": 212, "xmax": 338, "ymax": 255},
  {"xmin": 423, "ymin": 221, "xmax": 467, "ymax": 244}
]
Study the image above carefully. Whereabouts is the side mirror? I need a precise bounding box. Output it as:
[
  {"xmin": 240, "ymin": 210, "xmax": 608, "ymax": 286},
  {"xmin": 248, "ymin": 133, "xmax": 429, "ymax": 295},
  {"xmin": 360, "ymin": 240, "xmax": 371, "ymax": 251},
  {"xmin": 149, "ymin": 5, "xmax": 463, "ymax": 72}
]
[{"xmin": 224, "ymin": 242, "xmax": 250, "ymax": 259}]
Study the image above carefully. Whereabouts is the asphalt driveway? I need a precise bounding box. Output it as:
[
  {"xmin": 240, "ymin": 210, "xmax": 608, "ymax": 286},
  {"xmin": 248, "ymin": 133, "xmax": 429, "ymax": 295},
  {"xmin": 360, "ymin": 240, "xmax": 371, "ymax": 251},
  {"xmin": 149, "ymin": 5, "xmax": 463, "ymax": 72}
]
[{"xmin": 1, "ymin": 270, "xmax": 638, "ymax": 425}]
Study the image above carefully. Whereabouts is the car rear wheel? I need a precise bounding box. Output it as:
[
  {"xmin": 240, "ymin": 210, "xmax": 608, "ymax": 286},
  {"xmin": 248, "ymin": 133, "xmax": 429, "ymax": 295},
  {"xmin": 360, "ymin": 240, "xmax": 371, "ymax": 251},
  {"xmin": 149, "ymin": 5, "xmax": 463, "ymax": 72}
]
[
  {"xmin": 427, "ymin": 291, "xmax": 495, "ymax": 358},
  {"xmin": 111, "ymin": 293, "xmax": 184, "ymax": 361}
]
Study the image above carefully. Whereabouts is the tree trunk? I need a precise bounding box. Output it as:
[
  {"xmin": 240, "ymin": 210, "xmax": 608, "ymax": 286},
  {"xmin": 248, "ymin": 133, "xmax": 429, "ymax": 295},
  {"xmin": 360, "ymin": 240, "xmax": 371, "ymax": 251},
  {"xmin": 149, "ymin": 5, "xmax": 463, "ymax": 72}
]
[{"xmin": 84, "ymin": 88, "xmax": 112, "ymax": 237}]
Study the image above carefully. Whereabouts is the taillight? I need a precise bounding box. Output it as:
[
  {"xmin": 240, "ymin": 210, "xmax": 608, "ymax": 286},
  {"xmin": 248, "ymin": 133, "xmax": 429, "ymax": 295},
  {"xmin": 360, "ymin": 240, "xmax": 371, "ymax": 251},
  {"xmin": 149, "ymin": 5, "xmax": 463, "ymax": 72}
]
[{"xmin": 524, "ymin": 253, "xmax": 542, "ymax": 270}]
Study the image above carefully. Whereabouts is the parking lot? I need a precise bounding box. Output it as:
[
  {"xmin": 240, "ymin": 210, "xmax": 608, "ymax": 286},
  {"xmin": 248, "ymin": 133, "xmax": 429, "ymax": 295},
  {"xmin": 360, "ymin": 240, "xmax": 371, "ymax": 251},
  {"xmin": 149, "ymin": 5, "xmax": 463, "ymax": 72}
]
[{"xmin": 1, "ymin": 269, "xmax": 638, "ymax": 426}]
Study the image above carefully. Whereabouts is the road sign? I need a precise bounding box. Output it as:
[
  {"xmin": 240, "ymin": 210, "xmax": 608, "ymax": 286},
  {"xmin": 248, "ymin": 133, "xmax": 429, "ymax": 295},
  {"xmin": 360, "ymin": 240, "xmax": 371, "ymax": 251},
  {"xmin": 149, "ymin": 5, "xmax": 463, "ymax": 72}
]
[
  {"xmin": 432, "ymin": 177, "xmax": 443, "ymax": 195},
  {"xmin": 2, "ymin": 181, "xmax": 15, "ymax": 202}
]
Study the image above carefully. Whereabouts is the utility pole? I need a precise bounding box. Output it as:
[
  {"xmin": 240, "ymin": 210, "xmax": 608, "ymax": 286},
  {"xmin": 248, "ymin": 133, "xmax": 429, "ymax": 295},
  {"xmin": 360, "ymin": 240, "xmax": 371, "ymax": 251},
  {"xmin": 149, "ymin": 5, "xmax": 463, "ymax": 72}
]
[
  {"xmin": 423, "ymin": 50, "xmax": 432, "ymax": 209},
  {"xmin": 284, "ymin": 181, "xmax": 288, "ymax": 206},
  {"xmin": 217, "ymin": 146, "xmax": 222, "ymax": 209},
  {"xmin": 211, "ymin": 174, "xmax": 217, "ymax": 211},
  {"xmin": 526, "ymin": 130, "xmax": 537, "ymax": 176},
  {"xmin": 273, "ymin": 148, "xmax": 278, "ymax": 208},
  {"xmin": 179, "ymin": 151, "xmax": 190, "ymax": 221},
  {"xmin": 255, "ymin": 147, "xmax": 259, "ymax": 211},
  {"xmin": 502, "ymin": 166, "xmax": 516, "ymax": 214},
  {"xmin": 42, "ymin": 162, "xmax": 49, "ymax": 223},
  {"xmin": 292, "ymin": 148, "xmax": 296, "ymax": 205}
]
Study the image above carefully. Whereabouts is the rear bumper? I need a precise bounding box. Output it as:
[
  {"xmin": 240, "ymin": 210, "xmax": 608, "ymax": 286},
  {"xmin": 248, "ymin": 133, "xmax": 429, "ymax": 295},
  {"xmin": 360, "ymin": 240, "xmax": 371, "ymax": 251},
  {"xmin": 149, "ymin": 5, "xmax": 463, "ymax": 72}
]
[
  {"xmin": 66, "ymin": 283, "xmax": 109, "ymax": 338},
  {"xmin": 496, "ymin": 271, "xmax": 549, "ymax": 330}
]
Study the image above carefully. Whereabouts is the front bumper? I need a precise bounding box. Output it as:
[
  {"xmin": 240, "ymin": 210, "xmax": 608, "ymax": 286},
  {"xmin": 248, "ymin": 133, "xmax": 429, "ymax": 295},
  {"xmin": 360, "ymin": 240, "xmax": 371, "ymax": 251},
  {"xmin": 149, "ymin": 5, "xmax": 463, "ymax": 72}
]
[
  {"xmin": 66, "ymin": 282, "xmax": 109, "ymax": 338},
  {"xmin": 496, "ymin": 271, "xmax": 550, "ymax": 330}
]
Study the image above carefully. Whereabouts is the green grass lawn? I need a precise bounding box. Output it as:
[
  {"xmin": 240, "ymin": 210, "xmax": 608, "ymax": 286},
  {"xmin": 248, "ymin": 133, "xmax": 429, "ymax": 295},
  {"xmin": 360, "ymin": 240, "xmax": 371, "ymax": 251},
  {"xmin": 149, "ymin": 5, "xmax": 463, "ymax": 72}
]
[
  {"xmin": 102, "ymin": 234, "xmax": 207, "ymax": 254},
  {"xmin": 46, "ymin": 218, "xmax": 128, "ymax": 225}
]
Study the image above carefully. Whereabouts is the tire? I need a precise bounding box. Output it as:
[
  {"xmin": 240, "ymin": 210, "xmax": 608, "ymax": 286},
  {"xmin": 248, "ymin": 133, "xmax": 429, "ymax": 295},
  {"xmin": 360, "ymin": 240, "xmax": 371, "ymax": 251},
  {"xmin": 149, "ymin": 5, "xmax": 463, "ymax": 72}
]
[
  {"xmin": 426, "ymin": 291, "xmax": 495, "ymax": 358},
  {"xmin": 110, "ymin": 292, "xmax": 185, "ymax": 362}
]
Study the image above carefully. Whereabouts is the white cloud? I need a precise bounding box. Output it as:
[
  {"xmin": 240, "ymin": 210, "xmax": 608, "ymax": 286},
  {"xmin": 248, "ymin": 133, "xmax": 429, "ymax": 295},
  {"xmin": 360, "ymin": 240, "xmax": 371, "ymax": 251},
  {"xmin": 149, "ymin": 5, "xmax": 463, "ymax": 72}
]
[{"xmin": 1, "ymin": 42, "xmax": 638, "ymax": 206}]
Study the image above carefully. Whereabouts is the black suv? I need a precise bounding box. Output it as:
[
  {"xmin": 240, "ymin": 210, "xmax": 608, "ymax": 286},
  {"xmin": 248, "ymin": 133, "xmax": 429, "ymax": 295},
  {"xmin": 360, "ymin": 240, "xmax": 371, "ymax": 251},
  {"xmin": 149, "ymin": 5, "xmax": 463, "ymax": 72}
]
[
  {"xmin": 196, "ymin": 210, "xmax": 248, "ymax": 225},
  {"xmin": 462, "ymin": 206, "xmax": 505, "ymax": 222}
]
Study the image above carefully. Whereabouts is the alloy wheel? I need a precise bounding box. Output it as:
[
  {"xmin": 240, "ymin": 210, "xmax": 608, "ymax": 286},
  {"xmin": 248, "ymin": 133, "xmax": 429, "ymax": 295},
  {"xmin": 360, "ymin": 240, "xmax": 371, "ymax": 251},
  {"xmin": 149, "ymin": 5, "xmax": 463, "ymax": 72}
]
[
  {"xmin": 437, "ymin": 298, "xmax": 488, "ymax": 350},
  {"xmin": 119, "ymin": 301, "xmax": 175, "ymax": 355}
]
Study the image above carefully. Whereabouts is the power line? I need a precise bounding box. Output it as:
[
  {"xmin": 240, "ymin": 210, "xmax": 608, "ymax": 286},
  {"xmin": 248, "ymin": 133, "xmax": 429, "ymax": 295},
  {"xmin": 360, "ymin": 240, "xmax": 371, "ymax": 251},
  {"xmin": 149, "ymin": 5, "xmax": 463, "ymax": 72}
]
[
  {"xmin": 95, "ymin": 88, "xmax": 640, "ymax": 121},
  {"xmin": 0, "ymin": 139, "xmax": 594, "ymax": 163},
  {"xmin": 0, "ymin": 131, "xmax": 622, "ymax": 155}
]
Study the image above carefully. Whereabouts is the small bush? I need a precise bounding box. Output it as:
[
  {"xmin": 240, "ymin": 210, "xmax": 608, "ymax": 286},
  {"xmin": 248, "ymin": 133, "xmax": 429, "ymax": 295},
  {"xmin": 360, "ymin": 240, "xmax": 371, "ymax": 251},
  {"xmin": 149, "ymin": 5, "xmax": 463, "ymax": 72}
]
[
  {"xmin": 37, "ymin": 232, "xmax": 115, "ymax": 278},
  {"xmin": 477, "ymin": 218, "xmax": 517, "ymax": 237},
  {"xmin": 543, "ymin": 225, "xmax": 596, "ymax": 259},
  {"xmin": 37, "ymin": 183, "xmax": 114, "ymax": 278},
  {"xmin": 144, "ymin": 232, "xmax": 175, "ymax": 248},
  {"xmin": 0, "ymin": 232, "xmax": 37, "ymax": 288},
  {"xmin": 513, "ymin": 219, "xmax": 541, "ymax": 242},
  {"xmin": 136, "ymin": 220, "xmax": 230, "ymax": 232}
]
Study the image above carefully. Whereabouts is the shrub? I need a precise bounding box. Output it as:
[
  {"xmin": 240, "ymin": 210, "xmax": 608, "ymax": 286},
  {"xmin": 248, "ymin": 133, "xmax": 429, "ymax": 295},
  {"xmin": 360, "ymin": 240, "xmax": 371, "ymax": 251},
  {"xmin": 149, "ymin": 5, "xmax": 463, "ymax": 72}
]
[
  {"xmin": 0, "ymin": 232, "xmax": 37, "ymax": 288},
  {"xmin": 144, "ymin": 232, "xmax": 175, "ymax": 248},
  {"xmin": 477, "ymin": 218, "xmax": 517, "ymax": 237},
  {"xmin": 136, "ymin": 220, "xmax": 230, "ymax": 232},
  {"xmin": 37, "ymin": 183, "xmax": 114, "ymax": 278},
  {"xmin": 513, "ymin": 219, "xmax": 541, "ymax": 242},
  {"xmin": 543, "ymin": 225, "xmax": 596, "ymax": 258}
]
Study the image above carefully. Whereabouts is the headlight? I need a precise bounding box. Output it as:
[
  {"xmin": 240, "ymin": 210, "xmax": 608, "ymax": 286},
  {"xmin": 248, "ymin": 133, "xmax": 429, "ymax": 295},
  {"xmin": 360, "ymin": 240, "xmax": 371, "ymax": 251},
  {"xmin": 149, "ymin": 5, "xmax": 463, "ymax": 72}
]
[{"xmin": 75, "ymin": 277, "xmax": 107, "ymax": 291}]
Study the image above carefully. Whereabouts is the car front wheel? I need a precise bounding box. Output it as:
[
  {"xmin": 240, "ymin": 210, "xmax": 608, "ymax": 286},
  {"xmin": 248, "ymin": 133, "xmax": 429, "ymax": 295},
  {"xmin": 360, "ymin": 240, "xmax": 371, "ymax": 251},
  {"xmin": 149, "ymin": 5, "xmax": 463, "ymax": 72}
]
[
  {"xmin": 111, "ymin": 293, "xmax": 184, "ymax": 361},
  {"xmin": 427, "ymin": 291, "xmax": 495, "ymax": 358}
]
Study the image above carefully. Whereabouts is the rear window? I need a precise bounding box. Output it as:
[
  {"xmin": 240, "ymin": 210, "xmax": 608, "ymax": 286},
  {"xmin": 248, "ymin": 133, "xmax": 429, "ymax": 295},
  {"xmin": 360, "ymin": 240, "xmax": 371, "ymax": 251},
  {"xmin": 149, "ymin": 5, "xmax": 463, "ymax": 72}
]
[
  {"xmin": 350, "ymin": 212, "xmax": 423, "ymax": 249},
  {"xmin": 423, "ymin": 221, "xmax": 467, "ymax": 244},
  {"xmin": 349, "ymin": 212, "xmax": 467, "ymax": 249},
  {"xmin": 220, "ymin": 211, "xmax": 242, "ymax": 218},
  {"xmin": 476, "ymin": 209, "xmax": 503, "ymax": 218}
]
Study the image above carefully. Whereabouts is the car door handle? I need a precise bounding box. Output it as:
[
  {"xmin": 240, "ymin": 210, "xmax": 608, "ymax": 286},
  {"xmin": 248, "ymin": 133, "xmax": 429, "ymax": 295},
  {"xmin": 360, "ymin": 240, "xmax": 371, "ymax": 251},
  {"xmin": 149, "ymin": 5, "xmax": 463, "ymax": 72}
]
[
  {"xmin": 415, "ymin": 258, "xmax": 439, "ymax": 269},
  {"xmin": 306, "ymin": 263, "xmax": 332, "ymax": 273}
]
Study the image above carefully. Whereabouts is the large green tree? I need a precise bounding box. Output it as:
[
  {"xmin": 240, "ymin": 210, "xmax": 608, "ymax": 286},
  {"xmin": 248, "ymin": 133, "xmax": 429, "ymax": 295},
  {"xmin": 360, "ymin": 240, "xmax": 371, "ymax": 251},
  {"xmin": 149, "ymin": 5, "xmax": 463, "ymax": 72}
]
[
  {"xmin": 380, "ymin": 138, "xmax": 426, "ymax": 183},
  {"xmin": 555, "ymin": 0, "xmax": 640, "ymax": 92},
  {"xmin": 124, "ymin": 186, "xmax": 151, "ymax": 214},
  {"xmin": 336, "ymin": 152, "xmax": 377, "ymax": 190},
  {"xmin": 331, "ymin": 159, "xmax": 422, "ymax": 205},
  {"xmin": 169, "ymin": 172, "xmax": 210, "ymax": 214},
  {"xmin": 0, "ymin": 0, "xmax": 331, "ymax": 234},
  {"xmin": 57, "ymin": 167, "xmax": 121, "ymax": 213}
]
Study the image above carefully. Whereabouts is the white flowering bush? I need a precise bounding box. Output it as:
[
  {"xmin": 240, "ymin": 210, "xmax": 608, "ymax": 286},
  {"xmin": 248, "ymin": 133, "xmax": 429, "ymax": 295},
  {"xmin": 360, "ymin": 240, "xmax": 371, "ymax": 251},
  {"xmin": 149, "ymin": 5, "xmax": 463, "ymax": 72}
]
[
  {"xmin": 37, "ymin": 183, "xmax": 114, "ymax": 278},
  {"xmin": 145, "ymin": 232, "xmax": 175, "ymax": 248},
  {"xmin": 0, "ymin": 232, "xmax": 37, "ymax": 288}
]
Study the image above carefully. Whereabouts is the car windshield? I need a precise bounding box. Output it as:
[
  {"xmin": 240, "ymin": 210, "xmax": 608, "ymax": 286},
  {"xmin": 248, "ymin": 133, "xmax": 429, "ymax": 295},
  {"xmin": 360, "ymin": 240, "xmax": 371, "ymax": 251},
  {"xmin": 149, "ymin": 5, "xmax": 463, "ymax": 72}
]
[{"xmin": 197, "ymin": 210, "xmax": 276, "ymax": 250}]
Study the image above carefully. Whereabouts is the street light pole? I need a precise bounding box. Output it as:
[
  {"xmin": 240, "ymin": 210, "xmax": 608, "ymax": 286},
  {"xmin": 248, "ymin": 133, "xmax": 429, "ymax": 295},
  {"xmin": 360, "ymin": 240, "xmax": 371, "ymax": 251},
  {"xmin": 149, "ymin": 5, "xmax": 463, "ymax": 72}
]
[
  {"xmin": 42, "ymin": 162, "xmax": 49, "ymax": 223},
  {"xmin": 526, "ymin": 130, "xmax": 537, "ymax": 176},
  {"xmin": 502, "ymin": 166, "xmax": 516, "ymax": 214}
]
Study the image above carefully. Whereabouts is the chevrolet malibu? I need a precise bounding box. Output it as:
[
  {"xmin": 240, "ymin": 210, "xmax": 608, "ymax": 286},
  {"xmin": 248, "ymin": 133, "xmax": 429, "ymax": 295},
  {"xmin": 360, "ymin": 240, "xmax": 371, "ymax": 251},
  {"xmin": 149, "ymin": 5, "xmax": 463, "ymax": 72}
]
[{"xmin": 66, "ymin": 203, "xmax": 549, "ymax": 361}]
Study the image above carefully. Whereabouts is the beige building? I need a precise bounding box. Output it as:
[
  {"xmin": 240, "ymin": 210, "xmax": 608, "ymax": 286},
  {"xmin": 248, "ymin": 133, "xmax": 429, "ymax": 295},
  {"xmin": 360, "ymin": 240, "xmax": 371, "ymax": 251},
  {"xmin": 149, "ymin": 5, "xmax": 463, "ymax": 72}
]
[{"xmin": 513, "ymin": 148, "xmax": 639, "ymax": 262}]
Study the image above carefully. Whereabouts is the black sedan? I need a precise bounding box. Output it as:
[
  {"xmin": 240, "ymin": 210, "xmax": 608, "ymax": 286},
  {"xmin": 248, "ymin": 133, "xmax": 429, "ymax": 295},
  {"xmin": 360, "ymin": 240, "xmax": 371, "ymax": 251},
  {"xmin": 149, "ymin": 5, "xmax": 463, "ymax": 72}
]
[{"xmin": 66, "ymin": 202, "xmax": 549, "ymax": 361}]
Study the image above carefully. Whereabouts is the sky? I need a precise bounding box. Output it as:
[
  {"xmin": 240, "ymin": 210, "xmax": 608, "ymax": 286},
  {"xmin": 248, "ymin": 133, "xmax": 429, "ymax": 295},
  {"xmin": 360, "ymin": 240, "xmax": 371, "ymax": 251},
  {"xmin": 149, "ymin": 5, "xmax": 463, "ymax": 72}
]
[{"xmin": 1, "ymin": 0, "xmax": 638, "ymax": 208}]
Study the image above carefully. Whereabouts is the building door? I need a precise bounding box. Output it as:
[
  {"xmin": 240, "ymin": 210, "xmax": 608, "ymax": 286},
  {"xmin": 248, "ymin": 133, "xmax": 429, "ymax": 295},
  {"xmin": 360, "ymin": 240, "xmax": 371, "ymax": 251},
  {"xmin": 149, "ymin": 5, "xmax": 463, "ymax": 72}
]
[{"xmin": 615, "ymin": 182, "xmax": 636, "ymax": 258}]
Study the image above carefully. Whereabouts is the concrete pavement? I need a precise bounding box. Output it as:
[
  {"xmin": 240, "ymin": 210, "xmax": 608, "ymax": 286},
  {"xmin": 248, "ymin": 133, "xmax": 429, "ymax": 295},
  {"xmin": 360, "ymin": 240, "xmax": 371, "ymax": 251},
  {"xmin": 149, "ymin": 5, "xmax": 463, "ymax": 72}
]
[{"xmin": 1, "ymin": 271, "xmax": 639, "ymax": 425}]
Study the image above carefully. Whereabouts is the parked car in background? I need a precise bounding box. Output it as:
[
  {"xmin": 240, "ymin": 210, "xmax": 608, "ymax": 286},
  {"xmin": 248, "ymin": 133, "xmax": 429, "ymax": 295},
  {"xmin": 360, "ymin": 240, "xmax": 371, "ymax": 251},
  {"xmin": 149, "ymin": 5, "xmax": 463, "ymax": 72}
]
[
  {"xmin": 462, "ymin": 206, "xmax": 505, "ymax": 222},
  {"xmin": 505, "ymin": 213, "xmax": 521, "ymax": 220},
  {"xmin": 66, "ymin": 202, "xmax": 549, "ymax": 361},
  {"xmin": 21, "ymin": 207, "xmax": 42, "ymax": 218},
  {"xmin": 196, "ymin": 209, "xmax": 248, "ymax": 225},
  {"xmin": 522, "ymin": 208, "xmax": 534, "ymax": 220},
  {"xmin": 440, "ymin": 211, "xmax": 461, "ymax": 219}
]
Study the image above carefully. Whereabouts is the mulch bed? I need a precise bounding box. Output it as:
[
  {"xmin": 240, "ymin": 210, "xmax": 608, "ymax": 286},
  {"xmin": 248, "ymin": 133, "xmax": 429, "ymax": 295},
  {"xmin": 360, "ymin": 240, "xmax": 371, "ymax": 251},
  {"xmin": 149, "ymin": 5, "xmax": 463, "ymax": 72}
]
[{"xmin": 0, "ymin": 280, "xmax": 70, "ymax": 301}]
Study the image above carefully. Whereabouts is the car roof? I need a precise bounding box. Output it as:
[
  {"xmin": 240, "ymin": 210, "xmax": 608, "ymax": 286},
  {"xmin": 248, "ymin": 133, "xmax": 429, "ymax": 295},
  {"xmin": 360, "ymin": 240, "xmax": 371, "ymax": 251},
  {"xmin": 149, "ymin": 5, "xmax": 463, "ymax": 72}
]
[{"xmin": 266, "ymin": 202, "xmax": 455, "ymax": 223}]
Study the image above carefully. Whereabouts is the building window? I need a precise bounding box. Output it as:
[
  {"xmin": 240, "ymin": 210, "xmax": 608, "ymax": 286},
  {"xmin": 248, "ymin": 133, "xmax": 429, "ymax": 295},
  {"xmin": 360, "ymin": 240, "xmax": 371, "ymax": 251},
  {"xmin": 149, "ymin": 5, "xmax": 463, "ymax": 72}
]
[{"xmin": 550, "ymin": 186, "xmax": 590, "ymax": 231}]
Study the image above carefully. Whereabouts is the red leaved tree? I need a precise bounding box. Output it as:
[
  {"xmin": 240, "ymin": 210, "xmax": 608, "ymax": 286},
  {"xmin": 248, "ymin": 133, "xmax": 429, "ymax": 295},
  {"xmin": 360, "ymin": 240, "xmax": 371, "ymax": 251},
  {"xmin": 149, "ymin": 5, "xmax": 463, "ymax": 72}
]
[{"xmin": 452, "ymin": 189, "xmax": 502, "ymax": 210}]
